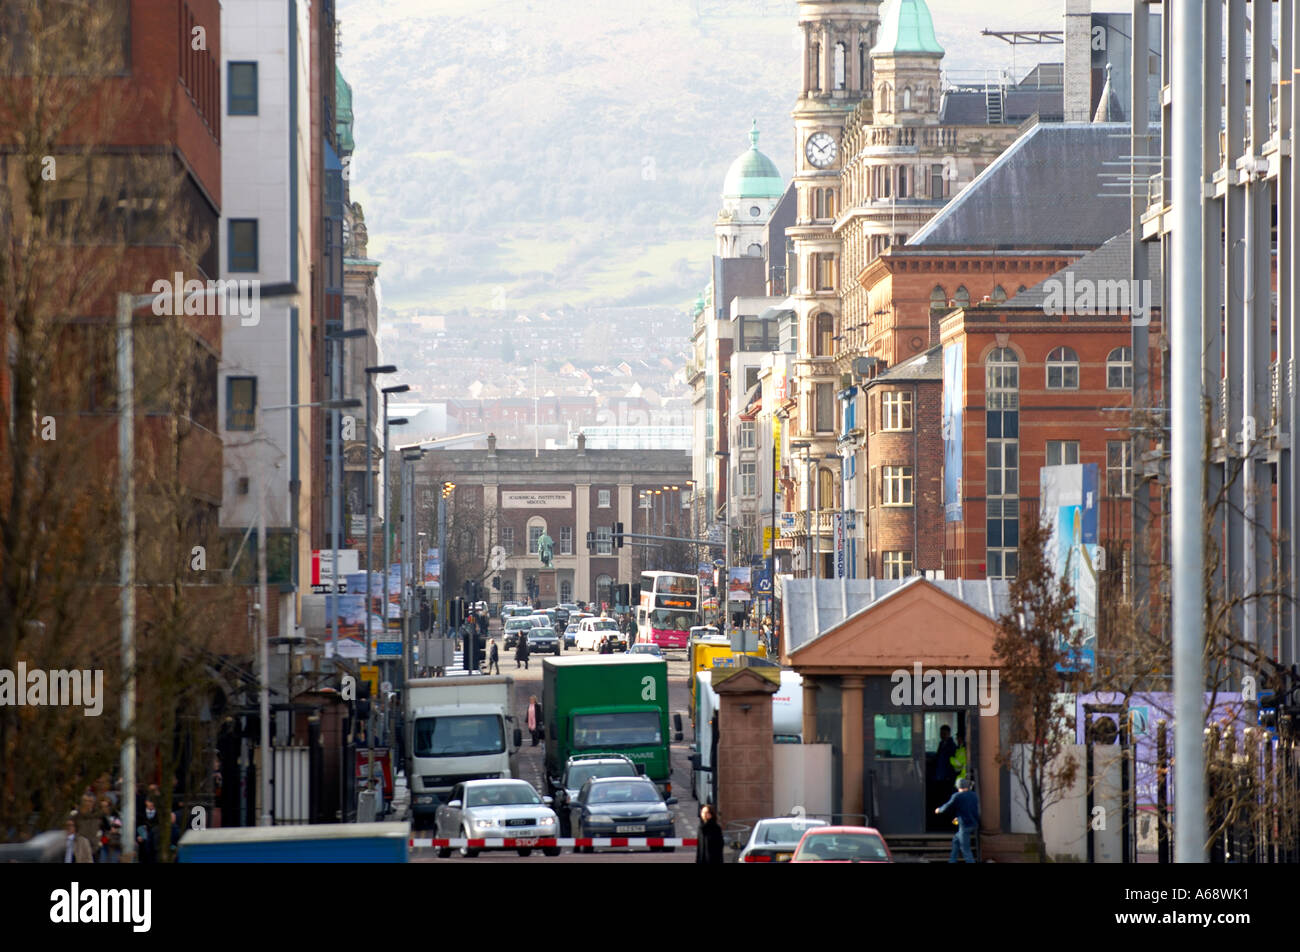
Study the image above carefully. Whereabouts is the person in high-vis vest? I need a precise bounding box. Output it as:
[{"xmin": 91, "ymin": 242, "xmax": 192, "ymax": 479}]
[{"xmin": 950, "ymin": 733, "xmax": 968, "ymax": 781}]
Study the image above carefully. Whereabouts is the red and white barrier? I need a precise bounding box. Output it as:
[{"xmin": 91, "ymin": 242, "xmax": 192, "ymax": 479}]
[{"xmin": 409, "ymin": 837, "xmax": 695, "ymax": 849}]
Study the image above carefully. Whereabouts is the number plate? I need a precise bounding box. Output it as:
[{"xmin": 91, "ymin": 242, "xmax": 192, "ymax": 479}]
[
  {"xmin": 513, "ymin": 837, "xmax": 538, "ymax": 847},
  {"xmin": 615, "ymin": 825, "xmax": 645, "ymax": 834}
]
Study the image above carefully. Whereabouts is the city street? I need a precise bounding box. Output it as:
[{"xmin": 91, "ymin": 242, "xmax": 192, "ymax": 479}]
[{"xmin": 406, "ymin": 619, "xmax": 701, "ymax": 863}]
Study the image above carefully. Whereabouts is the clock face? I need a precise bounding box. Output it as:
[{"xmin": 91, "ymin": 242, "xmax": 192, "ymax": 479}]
[
  {"xmin": 805, "ymin": 132, "xmax": 838, "ymax": 168},
  {"xmin": 750, "ymin": 206, "xmax": 762, "ymax": 217}
]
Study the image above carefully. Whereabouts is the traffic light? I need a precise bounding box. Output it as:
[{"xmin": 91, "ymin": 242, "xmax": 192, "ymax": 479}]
[
  {"xmin": 441, "ymin": 481, "xmax": 455, "ymax": 499},
  {"xmin": 586, "ymin": 531, "xmax": 596, "ymax": 553},
  {"xmin": 614, "ymin": 522, "xmax": 625, "ymax": 549}
]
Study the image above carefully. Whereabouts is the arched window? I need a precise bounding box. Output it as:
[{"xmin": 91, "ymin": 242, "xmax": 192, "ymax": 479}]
[
  {"xmin": 818, "ymin": 467, "xmax": 836, "ymax": 510},
  {"xmin": 928, "ymin": 86, "xmax": 937, "ymax": 112},
  {"xmin": 859, "ymin": 43, "xmax": 870, "ymax": 91},
  {"xmin": 991, "ymin": 285, "xmax": 1008, "ymax": 303},
  {"xmin": 986, "ymin": 347, "xmax": 1019, "ymax": 409},
  {"xmin": 814, "ymin": 312, "xmax": 835, "ymax": 356},
  {"xmin": 747, "ymin": 242, "xmax": 763, "ymax": 257},
  {"xmin": 954, "ymin": 285, "xmax": 970, "ymax": 307},
  {"xmin": 930, "ymin": 285, "xmax": 947, "ymax": 308},
  {"xmin": 1106, "ymin": 346, "xmax": 1133, "ymax": 389},
  {"xmin": 527, "ymin": 516, "xmax": 547, "ymax": 554},
  {"xmin": 834, "ymin": 42, "xmax": 846, "ymax": 90},
  {"xmin": 901, "ymin": 86, "xmax": 912, "ymax": 110},
  {"xmin": 594, "ymin": 574, "xmax": 613, "ymax": 610},
  {"xmin": 1046, "ymin": 346, "xmax": 1080, "ymax": 389},
  {"xmin": 810, "ymin": 43, "xmax": 821, "ymax": 92},
  {"xmin": 878, "ymin": 83, "xmax": 891, "ymax": 112},
  {"xmin": 560, "ymin": 579, "xmax": 573, "ymax": 603}
]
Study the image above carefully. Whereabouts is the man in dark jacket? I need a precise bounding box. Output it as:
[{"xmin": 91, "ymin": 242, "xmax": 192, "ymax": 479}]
[
  {"xmin": 515, "ymin": 632, "xmax": 530, "ymax": 670},
  {"xmin": 696, "ymin": 803, "xmax": 724, "ymax": 863},
  {"xmin": 488, "ymin": 639, "xmax": 500, "ymax": 675},
  {"xmin": 936, "ymin": 777, "xmax": 980, "ymax": 863}
]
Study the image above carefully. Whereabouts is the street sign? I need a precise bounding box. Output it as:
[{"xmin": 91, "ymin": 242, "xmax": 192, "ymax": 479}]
[
  {"xmin": 359, "ymin": 665, "xmax": 380, "ymax": 698},
  {"xmin": 375, "ymin": 641, "xmax": 402, "ymax": 658},
  {"xmin": 707, "ymin": 524, "xmax": 725, "ymax": 544},
  {"xmin": 779, "ymin": 512, "xmax": 796, "ymax": 530}
]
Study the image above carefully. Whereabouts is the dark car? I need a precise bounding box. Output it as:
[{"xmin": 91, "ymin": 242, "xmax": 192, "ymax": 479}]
[
  {"xmin": 570, "ymin": 776, "xmax": 677, "ymax": 852},
  {"xmin": 553, "ymin": 607, "xmax": 570, "ymax": 632},
  {"xmin": 552, "ymin": 753, "xmax": 640, "ymax": 834},
  {"xmin": 527, "ymin": 627, "xmax": 561, "ymax": 655}
]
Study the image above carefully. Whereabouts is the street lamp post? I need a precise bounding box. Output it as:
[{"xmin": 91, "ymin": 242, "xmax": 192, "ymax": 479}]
[
  {"xmin": 382, "ymin": 388, "xmax": 409, "ymax": 683},
  {"xmin": 326, "ymin": 327, "xmax": 365, "ymax": 665},
  {"xmin": 364, "ymin": 365, "xmax": 397, "ymax": 665},
  {"xmin": 715, "ymin": 455, "xmax": 729, "ymax": 634},
  {"xmin": 401, "ymin": 449, "xmax": 424, "ymax": 682}
]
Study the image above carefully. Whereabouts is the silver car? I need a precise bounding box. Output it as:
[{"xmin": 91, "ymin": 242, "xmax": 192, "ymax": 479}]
[
  {"xmin": 434, "ymin": 779, "xmax": 560, "ymax": 858},
  {"xmin": 738, "ymin": 816, "xmax": 829, "ymax": 863}
]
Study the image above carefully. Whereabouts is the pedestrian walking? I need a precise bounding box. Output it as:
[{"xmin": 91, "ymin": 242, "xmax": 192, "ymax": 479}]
[
  {"xmin": 696, "ymin": 803, "xmax": 724, "ymax": 864},
  {"xmin": 935, "ymin": 777, "xmax": 980, "ymax": 863},
  {"xmin": 488, "ymin": 638, "xmax": 500, "ymax": 675},
  {"xmin": 526, "ymin": 695, "xmax": 543, "ymax": 746},
  {"xmin": 515, "ymin": 632, "xmax": 530, "ymax": 670}
]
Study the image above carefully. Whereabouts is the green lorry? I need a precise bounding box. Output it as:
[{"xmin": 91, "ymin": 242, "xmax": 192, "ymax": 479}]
[{"xmin": 542, "ymin": 654, "xmax": 680, "ymax": 799}]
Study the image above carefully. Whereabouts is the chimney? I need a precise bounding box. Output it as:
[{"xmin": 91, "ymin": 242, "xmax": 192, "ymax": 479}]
[
  {"xmin": 1064, "ymin": 0, "xmax": 1093, "ymax": 122},
  {"xmin": 488, "ymin": 432, "xmax": 497, "ymax": 454},
  {"xmin": 577, "ymin": 432, "xmax": 587, "ymax": 454}
]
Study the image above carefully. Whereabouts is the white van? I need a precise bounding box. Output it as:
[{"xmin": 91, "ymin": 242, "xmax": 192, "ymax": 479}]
[{"xmin": 574, "ymin": 616, "xmax": 622, "ymax": 651}]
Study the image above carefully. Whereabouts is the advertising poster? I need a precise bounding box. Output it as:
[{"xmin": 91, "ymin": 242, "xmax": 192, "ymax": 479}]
[
  {"xmin": 728, "ymin": 566, "xmax": 752, "ymax": 601},
  {"xmin": 942, "ymin": 341, "xmax": 964, "ymax": 521},
  {"xmin": 424, "ymin": 549, "xmax": 441, "ymax": 586},
  {"xmin": 1041, "ymin": 464, "xmax": 1101, "ymax": 672}
]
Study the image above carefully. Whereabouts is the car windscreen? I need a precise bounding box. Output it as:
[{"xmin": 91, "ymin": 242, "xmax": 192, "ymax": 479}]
[
  {"xmin": 464, "ymin": 783, "xmax": 542, "ymax": 808},
  {"xmin": 573, "ymin": 711, "xmax": 662, "ymax": 749},
  {"xmin": 759, "ymin": 821, "xmax": 825, "ymax": 845},
  {"xmin": 528, "ymin": 628, "xmax": 556, "ymax": 638},
  {"xmin": 414, "ymin": 715, "xmax": 504, "ymax": 758},
  {"xmin": 567, "ymin": 762, "xmax": 637, "ymax": 791},
  {"xmin": 796, "ymin": 833, "xmax": 888, "ymax": 861},
  {"xmin": 592, "ymin": 620, "xmax": 619, "ymax": 630},
  {"xmin": 587, "ymin": 780, "xmax": 660, "ymax": 804}
]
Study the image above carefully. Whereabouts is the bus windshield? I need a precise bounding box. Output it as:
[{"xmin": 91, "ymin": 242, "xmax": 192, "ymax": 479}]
[{"xmin": 649, "ymin": 609, "xmax": 693, "ymax": 631}]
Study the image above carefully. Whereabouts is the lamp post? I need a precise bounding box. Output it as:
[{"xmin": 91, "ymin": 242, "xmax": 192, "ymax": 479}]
[
  {"xmin": 382, "ymin": 388, "xmax": 409, "ymax": 681},
  {"xmin": 401, "ymin": 448, "xmax": 424, "ymax": 683},
  {"xmin": 326, "ymin": 327, "xmax": 365, "ymax": 665},
  {"xmin": 257, "ymin": 397, "xmax": 360, "ymax": 826},
  {"xmin": 715, "ymin": 453, "xmax": 729, "ymax": 634},
  {"xmin": 364, "ymin": 364, "xmax": 397, "ymax": 664}
]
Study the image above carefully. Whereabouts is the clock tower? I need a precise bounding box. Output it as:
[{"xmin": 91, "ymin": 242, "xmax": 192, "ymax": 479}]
[{"xmin": 789, "ymin": 0, "xmax": 880, "ymax": 578}]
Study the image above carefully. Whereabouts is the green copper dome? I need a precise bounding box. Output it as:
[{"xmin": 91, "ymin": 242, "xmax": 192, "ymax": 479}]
[
  {"xmin": 871, "ymin": 0, "xmax": 944, "ymax": 56},
  {"xmin": 722, "ymin": 121, "xmax": 784, "ymax": 200}
]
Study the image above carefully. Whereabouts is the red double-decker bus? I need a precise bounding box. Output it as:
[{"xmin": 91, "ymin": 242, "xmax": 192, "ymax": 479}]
[{"xmin": 634, "ymin": 572, "xmax": 700, "ymax": 649}]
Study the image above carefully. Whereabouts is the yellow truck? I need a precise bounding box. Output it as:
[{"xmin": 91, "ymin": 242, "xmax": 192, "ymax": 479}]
[{"xmin": 687, "ymin": 628, "xmax": 768, "ymax": 723}]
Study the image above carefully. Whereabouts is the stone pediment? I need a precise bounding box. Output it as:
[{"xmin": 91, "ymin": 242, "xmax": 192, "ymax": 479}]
[
  {"xmin": 789, "ymin": 579, "xmax": 999, "ymax": 675},
  {"xmin": 711, "ymin": 666, "xmax": 780, "ymax": 695}
]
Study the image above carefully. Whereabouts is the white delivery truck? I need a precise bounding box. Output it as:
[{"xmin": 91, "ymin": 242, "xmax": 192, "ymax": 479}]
[
  {"xmin": 691, "ymin": 669, "xmax": 803, "ymax": 805},
  {"xmin": 404, "ymin": 676, "xmax": 523, "ymax": 828}
]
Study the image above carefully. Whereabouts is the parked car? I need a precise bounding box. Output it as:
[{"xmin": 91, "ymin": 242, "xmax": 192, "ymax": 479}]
[
  {"xmin": 575, "ymin": 617, "xmax": 624, "ymax": 652},
  {"xmin": 627, "ymin": 643, "xmax": 663, "ymax": 658},
  {"xmin": 433, "ymin": 779, "xmax": 560, "ymax": 858},
  {"xmin": 789, "ymin": 826, "xmax": 893, "ymax": 863},
  {"xmin": 527, "ymin": 627, "xmax": 561, "ymax": 655},
  {"xmin": 569, "ymin": 776, "xmax": 676, "ymax": 852},
  {"xmin": 738, "ymin": 817, "xmax": 829, "ymax": 863},
  {"xmin": 552, "ymin": 753, "xmax": 640, "ymax": 833}
]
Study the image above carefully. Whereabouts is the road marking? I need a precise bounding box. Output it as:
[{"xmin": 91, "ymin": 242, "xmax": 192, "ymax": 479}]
[{"xmin": 409, "ymin": 837, "xmax": 695, "ymax": 848}]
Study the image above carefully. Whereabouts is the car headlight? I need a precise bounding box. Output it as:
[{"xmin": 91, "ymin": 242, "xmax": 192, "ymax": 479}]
[
  {"xmin": 473, "ymin": 818, "xmax": 495, "ymax": 832},
  {"xmin": 588, "ymin": 814, "xmax": 615, "ymax": 825},
  {"xmin": 415, "ymin": 795, "xmax": 434, "ymax": 805},
  {"xmin": 647, "ymin": 810, "xmax": 670, "ymax": 822},
  {"xmin": 538, "ymin": 816, "xmax": 557, "ymax": 828}
]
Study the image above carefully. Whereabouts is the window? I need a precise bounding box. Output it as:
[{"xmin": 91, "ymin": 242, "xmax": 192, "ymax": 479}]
[
  {"xmin": 595, "ymin": 526, "xmax": 612, "ymax": 555},
  {"xmin": 740, "ymin": 421, "xmax": 756, "ymax": 449},
  {"xmin": 883, "ymin": 551, "xmax": 912, "ymax": 579},
  {"xmin": 930, "ymin": 285, "xmax": 947, "ymax": 308},
  {"xmin": 1108, "ymin": 440, "xmax": 1133, "ymax": 496},
  {"xmin": 930, "ymin": 165, "xmax": 946, "ymax": 200},
  {"xmin": 681, "ymin": 490, "xmax": 691, "ymax": 510},
  {"xmin": 228, "ymin": 219, "xmax": 258, "ymax": 272},
  {"xmin": 595, "ymin": 574, "xmax": 614, "ymax": 607},
  {"xmin": 814, "ymin": 187, "xmax": 836, "ymax": 220},
  {"xmin": 882, "ymin": 391, "xmax": 913, "ymax": 431},
  {"xmin": 986, "ymin": 547, "xmax": 1018, "ymax": 579},
  {"xmin": 560, "ymin": 580, "xmax": 573, "ymax": 602},
  {"xmin": 954, "ymin": 285, "xmax": 970, "ymax": 307},
  {"xmin": 744, "ymin": 367, "xmax": 761, "ymax": 393},
  {"xmin": 992, "ymin": 285, "xmax": 1008, "ymax": 303},
  {"xmin": 834, "ymin": 41, "xmax": 846, "ymax": 90},
  {"xmin": 814, "ymin": 312, "xmax": 835, "ymax": 356},
  {"xmin": 746, "ymin": 242, "xmax": 763, "ymax": 257},
  {"xmin": 500, "ymin": 527, "xmax": 515, "ymax": 554},
  {"xmin": 528, "ymin": 521, "xmax": 546, "ymax": 554},
  {"xmin": 227, "ymin": 61, "xmax": 258, "ymax": 115},
  {"xmin": 878, "ymin": 83, "xmax": 891, "ymax": 112},
  {"xmin": 560, "ymin": 526, "xmax": 573, "ymax": 555},
  {"xmin": 639, "ymin": 491, "xmax": 652, "ymax": 509},
  {"xmin": 985, "ymin": 347, "xmax": 1019, "ymax": 410},
  {"xmin": 882, "ymin": 465, "xmax": 913, "ymax": 506},
  {"xmin": 874, "ymin": 713, "xmax": 911, "ymax": 758},
  {"xmin": 815, "ymin": 382, "xmax": 835, "ymax": 432},
  {"xmin": 597, "ymin": 489, "xmax": 611, "ymax": 508},
  {"xmin": 226, "ymin": 376, "xmax": 256, "ymax": 431},
  {"xmin": 740, "ymin": 317, "xmax": 779, "ymax": 351},
  {"xmin": 818, "ymin": 467, "xmax": 835, "ymax": 509},
  {"xmin": 502, "ymin": 579, "xmax": 515, "ymax": 601},
  {"xmin": 985, "ymin": 440, "xmax": 1018, "ymax": 496},
  {"xmin": 1046, "ymin": 346, "xmax": 1080, "ymax": 389},
  {"xmin": 1107, "ymin": 346, "xmax": 1133, "ymax": 390},
  {"xmin": 740, "ymin": 462, "xmax": 757, "ymax": 497},
  {"xmin": 1046, "ymin": 440, "xmax": 1079, "ymax": 467},
  {"xmin": 813, "ymin": 254, "xmax": 837, "ymax": 292}
]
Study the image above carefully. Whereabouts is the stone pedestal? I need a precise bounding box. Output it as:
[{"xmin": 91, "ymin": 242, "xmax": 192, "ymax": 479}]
[
  {"xmin": 711, "ymin": 667, "xmax": 780, "ymax": 829},
  {"xmin": 538, "ymin": 570, "xmax": 557, "ymax": 602}
]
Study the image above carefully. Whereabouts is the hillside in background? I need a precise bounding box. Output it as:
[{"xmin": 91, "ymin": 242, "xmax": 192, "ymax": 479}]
[{"xmin": 337, "ymin": 0, "xmax": 1062, "ymax": 315}]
